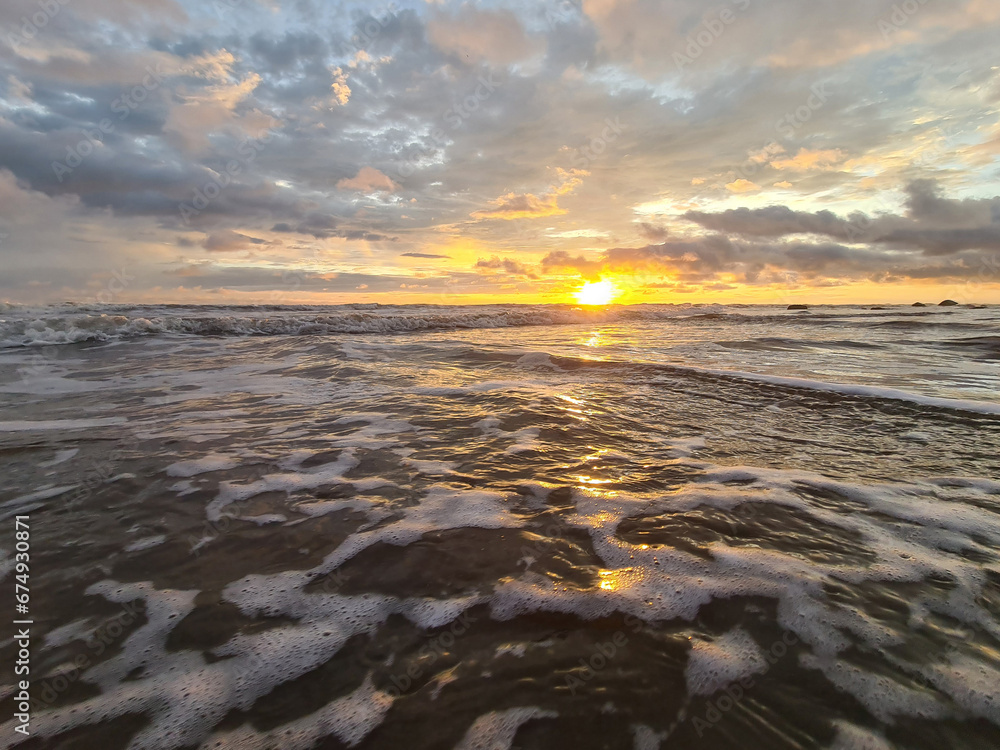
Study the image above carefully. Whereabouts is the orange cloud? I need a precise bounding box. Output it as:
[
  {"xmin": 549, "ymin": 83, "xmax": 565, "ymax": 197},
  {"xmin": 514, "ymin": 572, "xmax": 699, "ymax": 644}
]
[
  {"xmin": 471, "ymin": 192, "xmax": 566, "ymax": 220},
  {"xmin": 726, "ymin": 178, "xmax": 759, "ymax": 193},
  {"xmin": 426, "ymin": 6, "xmax": 542, "ymax": 64},
  {"xmin": 330, "ymin": 66, "xmax": 351, "ymax": 105},
  {"xmin": 337, "ymin": 167, "xmax": 396, "ymax": 193},
  {"xmin": 771, "ymin": 148, "xmax": 846, "ymax": 171},
  {"xmin": 471, "ymin": 168, "xmax": 587, "ymax": 220}
]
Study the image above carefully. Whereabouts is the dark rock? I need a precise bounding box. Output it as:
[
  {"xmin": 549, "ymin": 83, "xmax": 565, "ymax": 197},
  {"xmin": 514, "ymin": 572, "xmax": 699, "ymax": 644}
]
[
  {"xmin": 787, "ymin": 304, "xmax": 809, "ymax": 310},
  {"xmin": 939, "ymin": 299, "xmax": 959, "ymax": 306},
  {"xmin": 912, "ymin": 303, "xmax": 927, "ymax": 307},
  {"xmin": 870, "ymin": 306, "xmax": 887, "ymax": 310}
]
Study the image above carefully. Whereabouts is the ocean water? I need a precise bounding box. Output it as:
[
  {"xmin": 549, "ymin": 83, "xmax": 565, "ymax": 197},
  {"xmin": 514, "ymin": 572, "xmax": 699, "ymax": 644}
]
[{"xmin": 1, "ymin": 302, "xmax": 999, "ymax": 749}]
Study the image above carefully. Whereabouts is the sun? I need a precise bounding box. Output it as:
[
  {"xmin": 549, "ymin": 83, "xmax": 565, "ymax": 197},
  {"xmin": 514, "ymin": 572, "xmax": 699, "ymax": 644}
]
[{"xmin": 575, "ymin": 280, "xmax": 618, "ymax": 306}]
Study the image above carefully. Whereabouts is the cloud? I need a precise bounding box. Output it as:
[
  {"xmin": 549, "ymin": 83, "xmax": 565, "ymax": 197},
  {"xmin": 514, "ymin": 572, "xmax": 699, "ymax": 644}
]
[
  {"xmin": 725, "ymin": 179, "xmax": 759, "ymax": 193},
  {"xmin": 471, "ymin": 168, "xmax": 586, "ymax": 220},
  {"xmin": 1, "ymin": 0, "xmax": 999, "ymax": 302},
  {"xmin": 426, "ymin": 5, "xmax": 542, "ymax": 64},
  {"xmin": 202, "ymin": 229, "xmax": 262, "ymax": 252},
  {"xmin": 471, "ymin": 191, "xmax": 567, "ymax": 220},
  {"xmin": 770, "ymin": 148, "xmax": 846, "ymax": 171},
  {"xmin": 329, "ymin": 66, "xmax": 351, "ymax": 105},
  {"xmin": 579, "ymin": 0, "xmax": 994, "ymax": 75},
  {"xmin": 540, "ymin": 250, "xmax": 604, "ymax": 277},
  {"xmin": 637, "ymin": 223, "xmax": 669, "ymax": 241},
  {"xmin": 337, "ymin": 166, "xmax": 396, "ymax": 193},
  {"xmin": 475, "ymin": 256, "xmax": 537, "ymax": 276},
  {"xmin": 402, "ymin": 252, "xmax": 450, "ymax": 258},
  {"xmin": 683, "ymin": 180, "xmax": 1000, "ymax": 255},
  {"xmin": 163, "ymin": 49, "xmax": 268, "ymax": 153}
]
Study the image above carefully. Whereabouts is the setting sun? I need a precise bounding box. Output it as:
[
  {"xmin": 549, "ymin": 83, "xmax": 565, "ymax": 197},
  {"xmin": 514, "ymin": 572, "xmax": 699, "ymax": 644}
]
[{"xmin": 575, "ymin": 280, "xmax": 618, "ymax": 306}]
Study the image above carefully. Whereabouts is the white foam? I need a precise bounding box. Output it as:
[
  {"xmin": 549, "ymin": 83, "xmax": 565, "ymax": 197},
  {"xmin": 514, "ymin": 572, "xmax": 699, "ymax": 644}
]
[
  {"xmin": 124, "ymin": 535, "xmax": 167, "ymax": 553},
  {"xmin": 666, "ymin": 437, "xmax": 707, "ymax": 458},
  {"xmin": 685, "ymin": 628, "xmax": 768, "ymax": 696},
  {"xmin": 327, "ymin": 414, "xmax": 424, "ymax": 450},
  {"xmin": 800, "ymin": 653, "xmax": 948, "ymax": 722},
  {"xmin": 482, "ymin": 460, "xmax": 1000, "ymax": 733},
  {"xmin": 0, "ymin": 417, "xmax": 126, "ymax": 431},
  {"xmin": 295, "ymin": 497, "xmax": 385, "ymax": 519},
  {"xmin": 14, "ymin": 581, "xmax": 407, "ymax": 749},
  {"xmin": 43, "ymin": 617, "xmax": 96, "ymax": 649},
  {"xmin": 0, "ymin": 484, "xmax": 79, "ymax": 520},
  {"xmin": 503, "ymin": 427, "xmax": 541, "ymax": 455},
  {"xmin": 691, "ymin": 365, "xmax": 1000, "ymax": 416},
  {"xmin": 632, "ymin": 724, "xmax": 668, "ymax": 750},
  {"xmin": 39, "ymin": 448, "xmax": 79, "ymax": 467},
  {"xmin": 828, "ymin": 721, "xmax": 895, "ymax": 750},
  {"xmin": 165, "ymin": 454, "xmax": 239, "ymax": 477},
  {"xmin": 403, "ymin": 458, "xmax": 459, "ymax": 475},
  {"xmin": 455, "ymin": 707, "xmax": 557, "ymax": 750},
  {"xmin": 206, "ymin": 451, "xmax": 360, "ymax": 522},
  {"xmin": 202, "ymin": 673, "xmax": 393, "ymax": 749},
  {"xmin": 923, "ymin": 651, "xmax": 1000, "ymax": 725},
  {"xmin": 494, "ymin": 643, "xmax": 528, "ymax": 659},
  {"xmin": 0, "ymin": 374, "xmax": 103, "ymax": 395},
  {"xmin": 316, "ymin": 485, "xmax": 526, "ymax": 572}
]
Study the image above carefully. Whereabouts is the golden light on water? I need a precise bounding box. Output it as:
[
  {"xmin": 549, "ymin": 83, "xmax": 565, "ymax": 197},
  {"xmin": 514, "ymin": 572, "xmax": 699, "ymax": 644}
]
[
  {"xmin": 598, "ymin": 568, "xmax": 639, "ymax": 592},
  {"xmin": 575, "ymin": 280, "xmax": 618, "ymax": 306}
]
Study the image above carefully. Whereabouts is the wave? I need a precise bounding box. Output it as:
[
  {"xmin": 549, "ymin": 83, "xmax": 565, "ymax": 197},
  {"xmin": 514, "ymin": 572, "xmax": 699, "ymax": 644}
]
[
  {"xmin": 866, "ymin": 319, "xmax": 988, "ymax": 331},
  {"xmin": 507, "ymin": 352, "xmax": 1000, "ymax": 417},
  {"xmin": 0, "ymin": 305, "xmax": 735, "ymax": 347},
  {"xmin": 717, "ymin": 337, "xmax": 887, "ymax": 352},
  {"xmin": 5, "ymin": 303, "xmax": 990, "ymax": 349}
]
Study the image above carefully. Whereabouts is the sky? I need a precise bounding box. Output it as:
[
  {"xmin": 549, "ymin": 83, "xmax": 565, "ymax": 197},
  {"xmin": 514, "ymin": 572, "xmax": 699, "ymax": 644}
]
[{"xmin": 1, "ymin": 0, "xmax": 999, "ymax": 306}]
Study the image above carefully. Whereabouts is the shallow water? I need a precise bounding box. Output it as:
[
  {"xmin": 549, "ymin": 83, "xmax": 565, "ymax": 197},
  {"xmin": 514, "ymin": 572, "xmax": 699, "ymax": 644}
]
[{"xmin": 1, "ymin": 303, "xmax": 999, "ymax": 749}]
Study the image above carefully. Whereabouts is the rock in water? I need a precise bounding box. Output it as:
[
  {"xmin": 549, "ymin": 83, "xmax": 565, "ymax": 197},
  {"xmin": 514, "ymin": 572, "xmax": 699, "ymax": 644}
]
[
  {"xmin": 787, "ymin": 304, "xmax": 809, "ymax": 310},
  {"xmin": 939, "ymin": 300, "xmax": 959, "ymax": 306},
  {"xmin": 912, "ymin": 302, "xmax": 927, "ymax": 307}
]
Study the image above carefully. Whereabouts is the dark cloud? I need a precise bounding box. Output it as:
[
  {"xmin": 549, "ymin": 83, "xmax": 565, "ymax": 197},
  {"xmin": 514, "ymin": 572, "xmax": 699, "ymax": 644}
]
[
  {"xmin": 683, "ymin": 181, "xmax": 1000, "ymax": 256},
  {"xmin": 475, "ymin": 256, "xmax": 538, "ymax": 277}
]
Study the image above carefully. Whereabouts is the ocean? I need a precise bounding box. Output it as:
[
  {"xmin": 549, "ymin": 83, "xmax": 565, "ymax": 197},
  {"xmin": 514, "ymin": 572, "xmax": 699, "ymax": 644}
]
[{"xmin": 1, "ymin": 302, "xmax": 999, "ymax": 749}]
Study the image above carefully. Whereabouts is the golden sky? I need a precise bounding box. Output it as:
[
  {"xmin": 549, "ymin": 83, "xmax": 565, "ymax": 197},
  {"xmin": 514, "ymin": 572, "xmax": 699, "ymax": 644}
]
[{"xmin": 1, "ymin": 0, "xmax": 999, "ymax": 305}]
